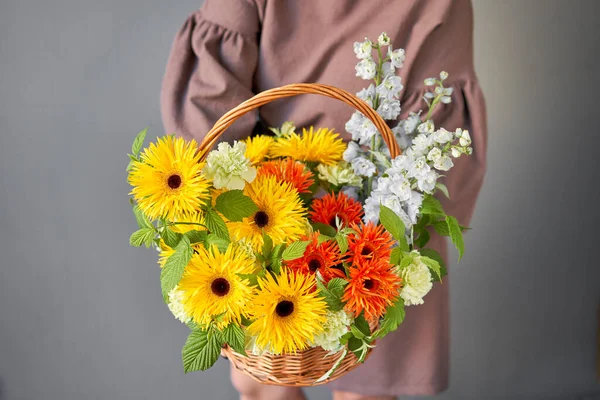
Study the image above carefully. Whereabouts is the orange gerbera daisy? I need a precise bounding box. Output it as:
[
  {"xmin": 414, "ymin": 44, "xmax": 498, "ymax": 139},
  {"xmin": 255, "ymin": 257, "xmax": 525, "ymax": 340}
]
[
  {"xmin": 284, "ymin": 232, "xmax": 345, "ymax": 282},
  {"xmin": 342, "ymin": 259, "xmax": 402, "ymax": 321},
  {"xmin": 309, "ymin": 192, "xmax": 363, "ymax": 229},
  {"xmin": 257, "ymin": 158, "xmax": 315, "ymax": 194},
  {"xmin": 347, "ymin": 221, "xmax": 395, "ymax": 266}
]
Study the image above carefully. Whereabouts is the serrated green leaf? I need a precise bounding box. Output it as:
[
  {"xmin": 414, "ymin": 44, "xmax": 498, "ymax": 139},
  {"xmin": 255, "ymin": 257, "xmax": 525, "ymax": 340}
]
[
  {"xmin": 129, "ymin": 228, "xmax": 156, "ymax": 247},
  {"xmin": 373, "ymin": 297, "xmax": 405, "ymax": 338},
  {"xmin": 206, "ymin": 234, "xmax": 229, "ymax": 253},
  {"xmin": 414, "ymin": 229, "xmax": 430, "ymax": 248},
  {"xmin": 433, "ymin": 219, "xmax": 450, "ymax": 236},
  {"xmin": 315, "ymin": 277, "xmax": 346, "ymax": 311},
  {"xmin": 339, "ymin": 332, "xmax": 353, "ymax": 345},
  {"xmin": 435, "ymin": 182, "xmax": 450, "ymax": 198},
  {"xmin": 281, "ymin": 240, "xmax": 310, "ymax": 260},
  {"xmin": 186, "ymin": 230, "xmax": 208, "ymax": 244},
  {"xmin": 347, "ymin": 337, "xmax": 363, "ymax": 355},
  {"xmin": 205, "ymin": 209, "xmax": 230, "ymax": 241},
  {"xmin": 419, "ymin": 248, "xmax": 446, "ymax": 270},
  {"xmin": 131, "ymin": 127, "xmax": 148, "ymax": 157},
  {"xmin": 223, "ymin": 324, "xmax": 246, "ymax": 356},
  {"xmin": 160, "ymin": 236, "xmax": 193, "ymax": 300},
  {"xmin": 390, "ymin": 247, "xmax": 404, "ymax": 265},
  {"xmin": 238, "ymin": 272, "xmax": 263, "ymax": 287},
  {"xmin": 379, "ymin": 205, "xmax": 409, "ymax": 251},
  {"xmin": 350, "ymin": 324, "xmax": 365, "ymax": 339},
  {"xmin": 262, "ymin": 233, "xmax": 273, "ymax": 257},
  {"xmin": 182, "ymin": 328, "xmax": 223, "ymax": 373},
  {"xmin": 327, "ymin": 278, "xmax": 348, "ymax": 298},
  {"xmin": 353, "ymin": 314, "xmax": 371, "ymax": 337},
  {"xmin": 420, "ymin": 255, "xmax": 442, "ymax": 281},
  {"xmin": 132, "ymin": 205, "xmax": 153, "ymax": 229},
  {"xmin": 215, "ymin": 190, "xmax": 259, "ymax": 222},
  {"xmin": 421, "ymin": 194, "xmax": 445, "ymax": 216},
  {"xmin": 446, "ymin": 215, "xmax": 464, "ymax": 261},
  {"xmin": 161, "ymin": 226, "xmax": 182, "ymax": 248},
  {"xmin": 317, "ymin": 234, "xmax": 331, "ymax": 244},
  {"xmin": 311, "ymin": 222, "xmax": 336, "ymax": 237},
  {"xmin": 335, "ymin": 233, "xmax": 348, "ymax": 254}
]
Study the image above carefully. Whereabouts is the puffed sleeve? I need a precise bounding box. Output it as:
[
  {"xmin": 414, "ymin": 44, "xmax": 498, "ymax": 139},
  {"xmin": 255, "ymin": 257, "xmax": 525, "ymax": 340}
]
[{"xmin": 160, "ymin": 0, "xmax": 261, "ymax": 143}]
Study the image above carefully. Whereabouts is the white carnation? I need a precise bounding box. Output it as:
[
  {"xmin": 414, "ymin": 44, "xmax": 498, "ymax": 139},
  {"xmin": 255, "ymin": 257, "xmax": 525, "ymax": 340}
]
[
  {"xmin": 167, "ymin": 286, "xmax": 191, "ymax": 324},
  {"xmin": 311, "ymin": 310, "xmax": 353, "ymax": 352},
  {"xmin": 351, "ymin": 157, "xmax": 377, "ymax": 177},
  {"xmin": 355, "ymin": 59, "xmax": 377, "ymax": 80},
  {"xmin": 398, "ymin": 255, "xmax": 433, "ymax": 306},
  {"xmin": 203, "ymin": 141, "xmax": 257, "ymax": 190},
  {"xmin": 317, "ymin": 161, "xmax": 363, "ymax": 187}
]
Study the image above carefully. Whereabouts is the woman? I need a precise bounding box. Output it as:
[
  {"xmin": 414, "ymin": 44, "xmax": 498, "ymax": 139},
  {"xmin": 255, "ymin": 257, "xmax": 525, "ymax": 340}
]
[{"xmin": 161, "ymin": 0, "xmax": 487, "ymax": 399}]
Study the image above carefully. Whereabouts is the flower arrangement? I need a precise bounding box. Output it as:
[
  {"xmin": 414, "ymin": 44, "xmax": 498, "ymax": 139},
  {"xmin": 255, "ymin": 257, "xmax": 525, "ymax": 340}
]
[{"xmin": 127, "ymin": 33, "xmax": 472, "ymax": 378}]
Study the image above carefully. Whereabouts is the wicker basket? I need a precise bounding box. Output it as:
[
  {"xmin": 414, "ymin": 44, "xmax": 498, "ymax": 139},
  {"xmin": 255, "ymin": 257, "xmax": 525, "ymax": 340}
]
[{"xmin": 198, "ymin": 83, "xmax": 399, "ymax": 386}]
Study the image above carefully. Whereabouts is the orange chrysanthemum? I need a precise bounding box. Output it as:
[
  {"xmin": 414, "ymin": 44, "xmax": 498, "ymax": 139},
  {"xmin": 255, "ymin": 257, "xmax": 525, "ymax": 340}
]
[
  {"xmin": 257, "ymin": 158, "xmax": 315, "ymax": 194},
  {"xmin": 342, "ymin": 259, "xmax": 402, "ymax": 321},
  {"xmin": 347, "ymin": 221, "xmax": 395, "ymax": 266},
  {"xmin": 284, "ymin": 232, "xmax": 345, "ymax": 282},
  {"xmin": 309, "ymin": 192, "xmax": 363, "ymax": 229}
]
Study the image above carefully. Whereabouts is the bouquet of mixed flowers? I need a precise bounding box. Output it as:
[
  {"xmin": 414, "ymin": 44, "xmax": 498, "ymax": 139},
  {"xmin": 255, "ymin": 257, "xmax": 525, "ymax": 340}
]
[{"xmin": 127, "ymin": 33, "xmax": 472, "ymax": 382}]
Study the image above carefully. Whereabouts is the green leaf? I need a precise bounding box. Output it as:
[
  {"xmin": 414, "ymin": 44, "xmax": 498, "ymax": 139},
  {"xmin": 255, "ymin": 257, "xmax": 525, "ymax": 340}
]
[
  {"xmin": 223, "ymin": 324, "xmax": 246, "ymax": 356},
  {"xmin": 238, "ymin": 272, "xmax": 263, "ymax": 287},
  {"xmin": 129, "ymin": 228, "xmax": 156, "ymax": 247},
  {"xmin": 160, "ymin": 236, "xmax": 193, "ymax": 300},
  {"xmin": 317, "ymin": 234, "xmax": 330, "ymax": 244},
  {"xmin": 206, "ymin": 234, "xmax": 229, "ymax": 253},
  {"xmin": 432, "ymin": 219, "xmax": 450, "ymax": 236},
  {"xmin": 347, "ymin": 337, "xmax": 363, "ymax": 356},
  {"xmin": 327, "ymin": 278, "xmax": 348, "ymax": 298},
  {"xmin": 414, "ymin": 229, "xmax": 430, "ymax": 248},
  {"xmin": 373, "ymin": 298, "xmax": 405, "ymax": 338},
  {"xmin": 446, "ymin": 215, "xmax": 465, "ymax": 261},
  {"xmin": 262, "ymin": 233, "xmax": 273, "ymax": 258},
  {"xmin": 311, "ymin": 222, "xmax": 336, "ymax": 237},
  {"xmin": 350, "ymin": 324, "xmax": 365, "ymax": 339},
  {"xmin": 389, "ymin": 247, "xmax": 404, "ymax": 265},
  {"xmin": 335, "ymin": 233, "xmax": 348, "ymax": 254},
  {"xmin": 281, "ymin": 240, "xmax": 310, "ymax": 260},
  {"xmin": 131, "ymin": 127, "xmax": 148, "ymax": 157},
  {"xmin": 435, "ymin": 182, "xmax": 450, "ymax": 198},
  {"xmin": 204, "ymin": 209, "xmax": 230, "ymax": 241},
  {"xmin": 215, "ymin": 190, "xmax": 259, "ymax": 222},
  {"xmin": 421, "ymin": 194, "xmax": 445, "ymax": 216},
  {"xmin": 269, "ymin": 243, "xmax": 286, "ymax": 273},
  {"xmin": 186, "ymin": 230, "xmax": 208, "ymax": 245},
  {"xmin": 316, "ymin": 277, "xmax": 347, "ymax": 311},
  {"xmin": 182, "ymin": 328, "xmax": 223, "ymax": 373},
  {"xmin": 420, "ymin": 255, "xmax": 442, "ymax": 281},
  {"xmin": 419, "ymin": 248, "xmax": 446, "ymax": 270},
  {"xmin": 132, "ymin": 205, "xmax": 153, "ymax": 229},
  {"xmin": 161, "ymin": 226, "xmax": 182, "ymax": 248},
  {"xmin": 379, "ymin": 205, "xmax": 409, "ymax": 251},
  {"xmin": 353, "ymin": 314, "xmax": 371, "ymax": 337}
]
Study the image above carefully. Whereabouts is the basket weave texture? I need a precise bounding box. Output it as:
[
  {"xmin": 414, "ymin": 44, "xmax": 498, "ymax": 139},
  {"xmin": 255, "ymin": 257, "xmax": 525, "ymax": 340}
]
[{"xmin": 200, "ymin": 83, "xmax": 396, "ymax": 386}]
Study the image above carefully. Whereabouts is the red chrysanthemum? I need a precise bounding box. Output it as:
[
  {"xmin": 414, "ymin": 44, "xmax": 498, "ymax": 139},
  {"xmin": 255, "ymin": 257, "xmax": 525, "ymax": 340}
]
[
  {"xmin": 284, "ymin": 232, "xmax": 345, "ymax": 282},
  {"xmin": 309, "ymin": 192, "xmax": 363, "ymax": 228},
  {"xmin": 257, "ymin": 158, "xmax": 315, "ymax": 194},
  {"xmin": 342, "ymin": 258, "xmax": 402, "ymax": 321},
  {"xmin": 347, "ymin": 221, "xmax": 395, "ymax": 266}
]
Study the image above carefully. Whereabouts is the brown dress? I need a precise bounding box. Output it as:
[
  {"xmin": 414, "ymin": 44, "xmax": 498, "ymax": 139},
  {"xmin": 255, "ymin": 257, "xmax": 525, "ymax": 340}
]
[{"xmin": 161, "ymin": 0, "xmax": 487, "ymax": 396}]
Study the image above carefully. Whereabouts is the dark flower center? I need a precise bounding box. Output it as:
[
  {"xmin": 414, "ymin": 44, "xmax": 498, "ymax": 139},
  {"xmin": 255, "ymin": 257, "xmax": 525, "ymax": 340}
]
[
  {"xmin": 361, "ymin": 245, "xmax": 374, "ymax": 256},
  {"xmin": 167, "ymin": 174, "xmax": 182, "ymax": 189},
  {"xmin": 211, "ymin": 277, "xmax": 230, "ymax": 297},
  {"xmin": 275, "ymin": 300, "xmax": 295, "ymax": 317},
  {"xmin": 363, "ymin": 279, "xmax": 375, "ymax": 290},
  {"xmin": 308, "ymin": 257, "xmax": 323, "ymax": 272},
  {"xmin": 253, "ymin": 211, "xmax": 269, "ymax": 228},
  {"xmin": 329, "ymin": 213, "xmax": 346, "ymax": 228}
]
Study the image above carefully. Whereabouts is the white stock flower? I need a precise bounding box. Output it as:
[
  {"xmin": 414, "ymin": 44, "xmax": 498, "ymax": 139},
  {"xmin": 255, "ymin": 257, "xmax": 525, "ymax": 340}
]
[
  {"xmin": 424, "ymin": 77, "xmax": 436, "ymax": 86},
  {"xmin": 203, "ymin": 141, "xmax": 257, "ymax": 190},
  {"xmin": 451, "ymin": 147, "xmax": 462, "ymax": 158},
  {"xmin": 346, "ymin": 113, "xmax": 378, "ymax": 145},
  {"xmin": 317, "ymin": 161, "xmax": 363, "ymax": 187},
  {"xmin": 342, "ymin": 186, "xmax": 359, "ymax": 200},
  {"xmin": 351, "ymin": 157, "xmax": 377, "ymax": 177},
  {"xmin": 439, "ymin": 71, "xmax": 449, "ymax": 81},
  {"xmin": 356, "ymin": 84, "xmax": 376, "ymax": 106},
  {"xmin": 353, "ymin": 39, "xmax": 373, "ymax": 59},
  {"xmin": 398, "ymin": 255, "xmax": 433, "ymax": 306},
  {"xmin": 427, "ymin": 147, "xmax": 443, "ymax": 163},
  {"xmin": 434, "ymin": 155, "xmax": 454, "ymax": 171},
  {"xmin": 440, "ymin": 87, "xmax": 453, "ymax": 104},
  {"xmin": 389, "ymin": 48, "xmax": 406, "ymax": 69},
  {"xmin": 377, "ymin": 75, "xmax": 403, "ymax": 99},
  {"xmin": 377, "ymin": 32, "xmax": 391, "ymax": 47},
  {"xmin": 343, "ymin": 140, "xmax": 363, "ymax": 162},
  {"xmin": 416, "ymin": 169, "xmax": 438, "ymax": 193},
  {"xmin": 381, "ymin": 61, "xmax": 394, "ymax": 78},
  {"xmin": 418, "ymin": 120, "xmax": 435, "ymax": 134},
  {"xmin": 310, "ymin": 310, "xmax": 353, "ymax": 352},
  {"xmin": 405, "ymin": 191, "xmax": 423, "ymax": 224},
  {"xmin": 433, "ymin": 128, "xmax": 453, "ymax": 144},
  {"xmin": 412, "ymin": 134, "xmax": 434, "ymax": 157},
  {"xmin": 403, "ymin": 112, "xmax": 422, "ymax": 135},
  {"xmin": 167, "ymin": 287, "xmax": 191, "ymax": 324},
  {"xmin": 459, "ymin": 130, "xmax": 472, "ymax": 147},
  {"xmin": 355, "ymin": 59, "xmax": 377, "ymax": 80},
  {"xmin": 388, "ymin": 173, "xmax": 412, "ymax": 201},
  {"xmin": 377, "ymin": 98, "xmax": 401, "ymax": 120}
]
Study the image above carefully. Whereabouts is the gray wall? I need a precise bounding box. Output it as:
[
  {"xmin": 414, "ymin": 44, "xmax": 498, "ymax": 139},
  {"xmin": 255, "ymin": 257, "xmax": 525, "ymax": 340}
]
[{"xmin": 0, "ymin": 0, "xmax": 598, "ymax": 399}]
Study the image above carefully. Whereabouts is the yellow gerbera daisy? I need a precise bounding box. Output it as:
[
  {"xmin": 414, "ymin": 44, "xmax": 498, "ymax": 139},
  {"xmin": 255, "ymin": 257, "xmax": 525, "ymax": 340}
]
[
  {"xmin": 128, "ymin": 136, "xmax": 211, "ymax": 220},
  {"xmin": 228, "ymin": 175, "xmax": 307, "ymax": 250},
  {"xmin": 244, "ymin": 135, "xmax": 274, "ymax": 165},
  {"xmin": 177, "ymin": 244, "xmax": 257, "ymax": 329},
  {"xmin": 170, "ymin": 211, "xmax": 206, "ymax": 234},
  {"xmin": 247, "ymin": 269, "xmax": 328, "ymax": 354},
  {"xmin": 269, "ymin": 127, "xmax": 346, "ymax": 165}
]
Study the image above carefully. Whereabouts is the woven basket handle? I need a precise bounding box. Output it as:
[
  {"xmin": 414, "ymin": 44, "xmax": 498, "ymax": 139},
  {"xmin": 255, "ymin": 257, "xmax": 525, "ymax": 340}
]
[{"xmin": 198, "ymin": 83, "xmax": 400, "ymax": 159}]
